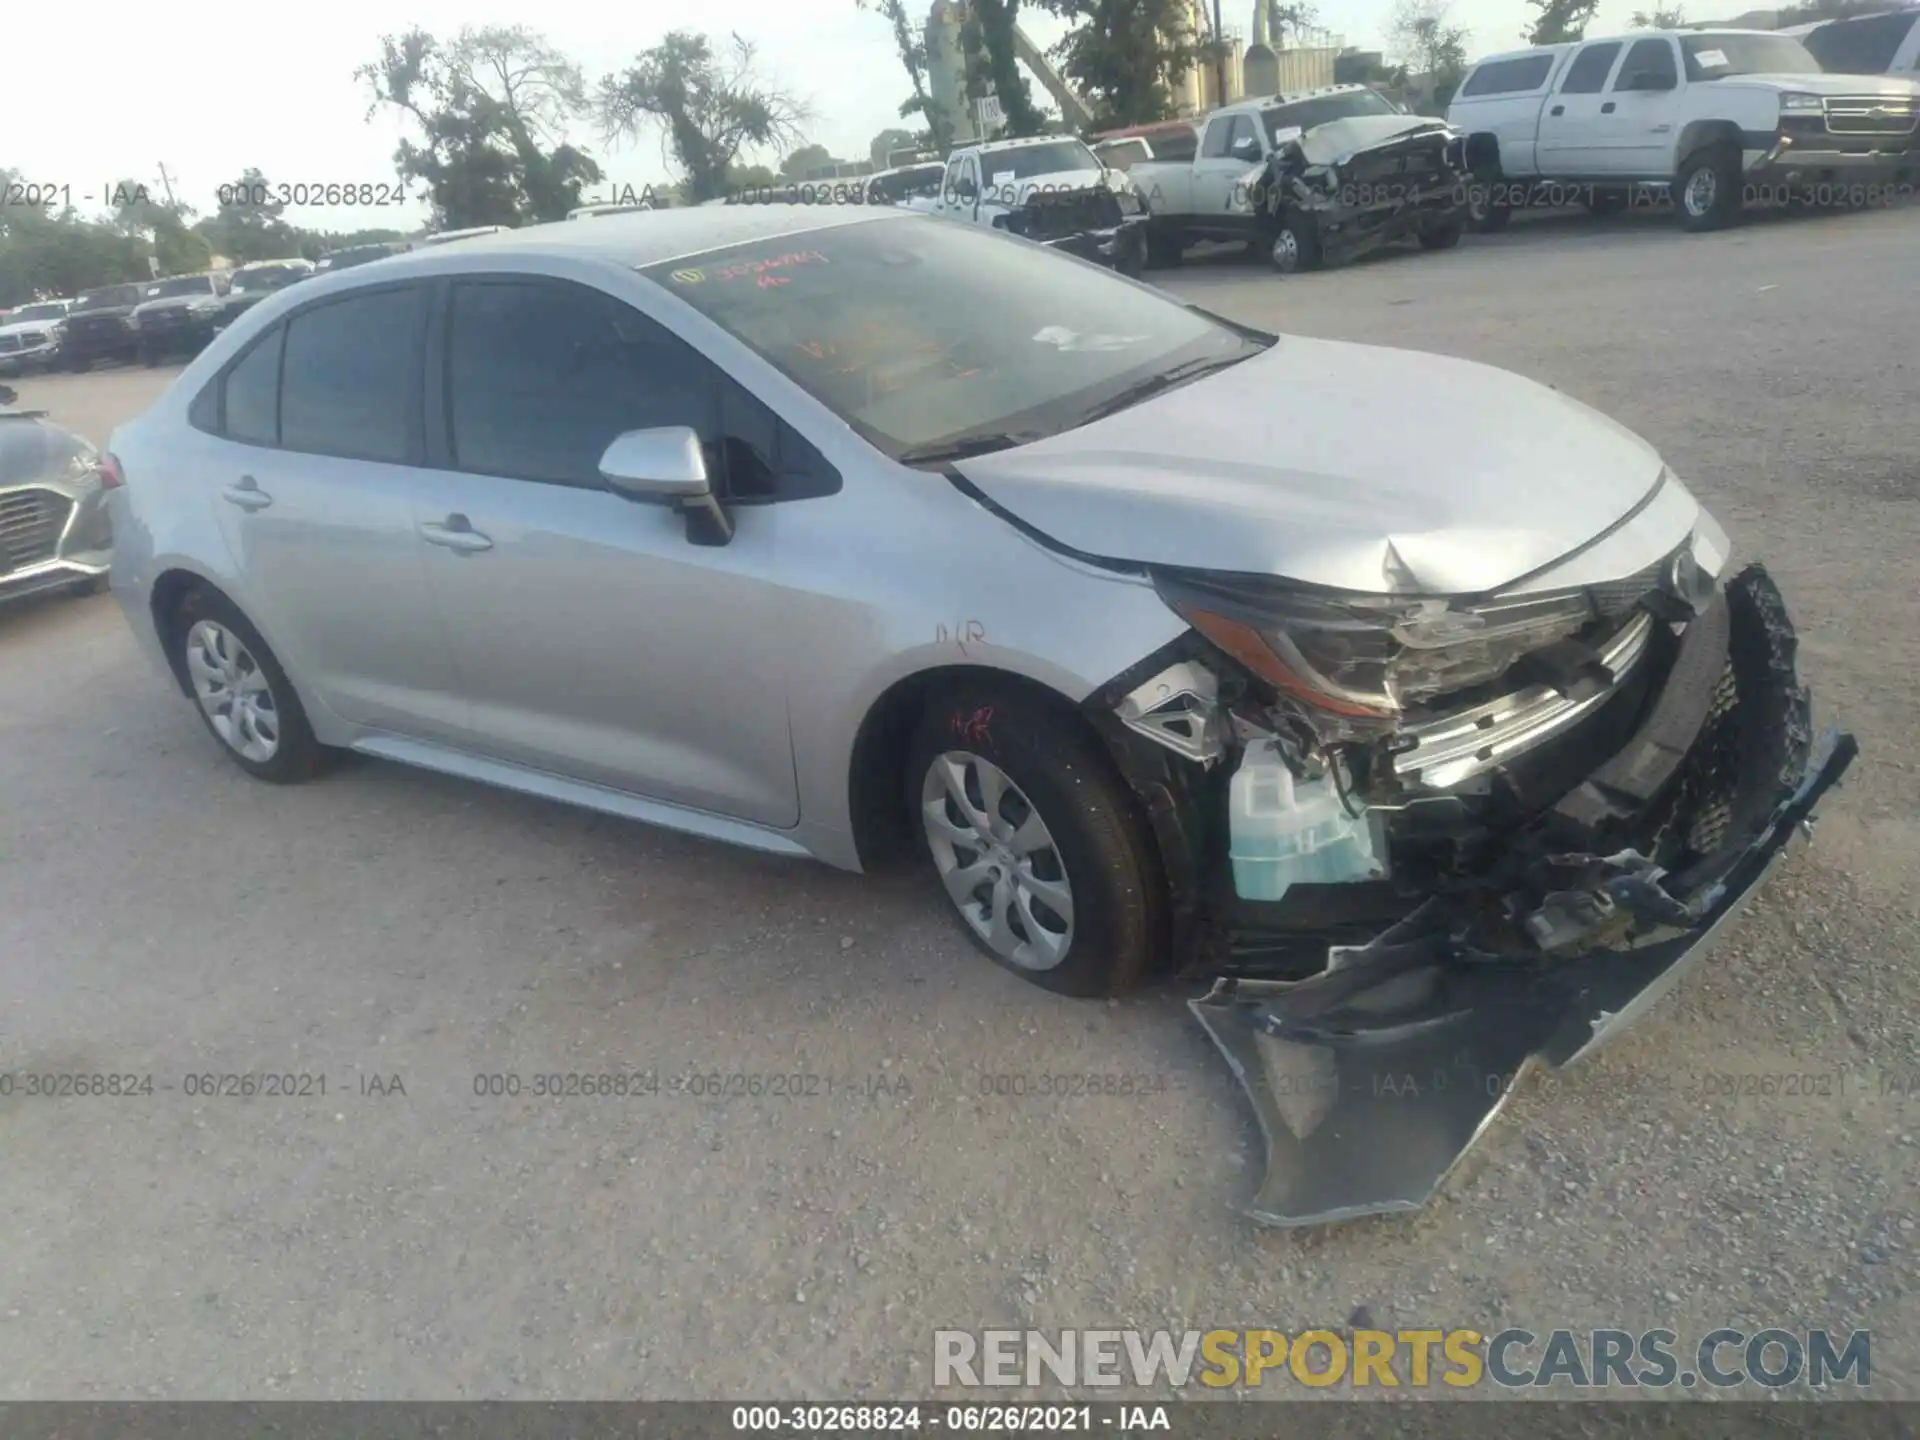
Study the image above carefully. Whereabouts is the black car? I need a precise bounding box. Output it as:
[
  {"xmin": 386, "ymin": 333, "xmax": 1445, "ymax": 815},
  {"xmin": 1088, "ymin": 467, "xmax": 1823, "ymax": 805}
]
[
  {"xmin": 209, "ymin": 258, "xmax": 315, "ymax": 336},
  {"xmin": 129, "ymin": 273, "xmax": 234, "ymax": 365},
  {"xmin": 60, "ymin": 283, "xmax": 149, "ymax": 371}
]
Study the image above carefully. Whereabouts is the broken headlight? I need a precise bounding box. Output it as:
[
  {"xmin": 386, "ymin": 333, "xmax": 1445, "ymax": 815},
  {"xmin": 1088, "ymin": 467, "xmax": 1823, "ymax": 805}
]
[{"xmin": 1159, "ymin": 579, "xmax": 1596, "ymax": 719}]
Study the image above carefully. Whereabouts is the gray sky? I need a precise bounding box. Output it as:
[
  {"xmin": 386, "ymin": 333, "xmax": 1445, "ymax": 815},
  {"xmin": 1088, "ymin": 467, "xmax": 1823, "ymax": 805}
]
[{"xmin": 11, "ymin": 0, "xmax": 1672, "ymax": 236}]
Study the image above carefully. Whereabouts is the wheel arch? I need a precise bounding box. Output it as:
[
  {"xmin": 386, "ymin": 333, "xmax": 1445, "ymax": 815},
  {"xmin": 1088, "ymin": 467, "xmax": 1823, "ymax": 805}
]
[
  {"xmin": 846, "ymin": 662, "xmax": 1122, "ymax": 871},
  {"xmin": 148, "ymin": 566, "xmax": 230, "ymax": 697},
  {"xmin": 1675, "ymin": 120, "xmax": 1742, "ymax": 173},
  {"xmin": 1462, "ymin": 131, "xmax": 1502, "ymax": 178}
]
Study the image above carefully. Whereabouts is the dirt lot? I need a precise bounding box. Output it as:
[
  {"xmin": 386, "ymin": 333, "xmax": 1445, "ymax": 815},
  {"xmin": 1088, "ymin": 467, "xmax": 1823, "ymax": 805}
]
[{"xmin": 1, "ymin": 205, "xmax": 1915, "ymax": 1401}]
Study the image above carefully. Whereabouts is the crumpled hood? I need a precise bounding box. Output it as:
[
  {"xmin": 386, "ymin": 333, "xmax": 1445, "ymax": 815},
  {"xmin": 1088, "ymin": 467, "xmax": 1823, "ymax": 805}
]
[
  {"xmin": 955, "ymin": 336, "xmax": 1677, "ymax": 596},
  {"xmin": 1295, "ymin": 114, "xmax": 1450, "ymax": 167}
]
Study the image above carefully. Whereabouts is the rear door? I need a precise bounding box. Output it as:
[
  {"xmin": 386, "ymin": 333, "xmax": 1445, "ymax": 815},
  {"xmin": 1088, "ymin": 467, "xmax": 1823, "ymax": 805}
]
[
  {"xmin": 1538, "ymin": 40, "xmax": 1626, "ymax": 174},
  {"xmin": 204, "ymin": 282, "xmax": 471, "ymax": 740},
  {"xmin": 1597, "ymin": 37, "xmax": 1682, "ymax": 176}
]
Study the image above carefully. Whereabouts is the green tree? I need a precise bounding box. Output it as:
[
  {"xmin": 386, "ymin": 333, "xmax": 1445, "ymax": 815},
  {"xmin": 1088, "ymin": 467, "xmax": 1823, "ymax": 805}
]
[
  {"xmin": 105, "ymin": 174, "xmax": 212, "ymax": 275},
  {"xmin": 962, "ymin": 0, "xmax": 1048, "ymax": 137},
  {"xmin": 780, "ymin": 144, "xmax": 839, "ymax": 179},
  {"xmin": 1629, "ymin": 4, "xmax": 1686, "ymax": 24},
  {"xmin": 854, "ymin": 0, "xmax": 950, "ymax": 150},
  {"xmin": 868, "ymin": 127, "xmax": 922, "ymax": 167},
  {"xmin": 0, "ymin": 170, "xmax": 153, "ymax": 303},
  {"xmin": 1525, "ymin": 0, "xmax": 1599, "ymax": 43},
  {"xmin": 597, "ymin": 32, "xmax": 809, "ymax": 204},
  {"xmin": 1389, "ymin": 0, "xmax": 1471, "ymax": 108},
  {"xmin": 1038, "ymin": 0, "xmax": 1204, "ymax": 127},
  {"xmin": 192, "ymin": 168, "xmax": 305, "ymax": 264},
  {"xmin": 358, "ymin": 25, "xmax": 604, "ymax": 228}
]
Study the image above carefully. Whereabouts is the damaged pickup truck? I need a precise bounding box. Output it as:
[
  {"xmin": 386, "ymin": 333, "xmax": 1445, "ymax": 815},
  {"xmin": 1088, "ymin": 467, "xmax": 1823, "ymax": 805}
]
[
  {"xmin": 113, "ymin": 206, "xmax": 1854, "ymax": 1227},
  {"xmin": 1131, "ymin": 84, "xmax": 1470, "ymax": 273}
]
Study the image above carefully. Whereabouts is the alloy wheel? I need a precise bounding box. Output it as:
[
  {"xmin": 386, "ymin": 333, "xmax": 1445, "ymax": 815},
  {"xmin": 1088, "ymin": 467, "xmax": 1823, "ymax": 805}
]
[
  {"xmin": 920, "ymin": 750, "xmax": 1075, "ymax": 971},
  {"xmin": 1271, "ymin": 228, "xmax": 1301, "ymax": 274},
  {"xmin": 185, "ymin": 619, "xmax": 280, "ymax": 763},
  {"xmin": 1684, "ymin": 167, "xmax": 1716, "ymax": 218}
]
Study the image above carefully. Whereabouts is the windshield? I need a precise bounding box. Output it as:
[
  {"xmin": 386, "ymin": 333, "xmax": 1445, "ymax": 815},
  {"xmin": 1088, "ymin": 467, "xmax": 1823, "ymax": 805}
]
[
  {"xmin": 144, "ymin": 276, "xmax": 216, "ymax": 300},
  {"xmin": 1263, "ymin": 90, "xmax": 1399, "ymax": 141},
  {"xmin": 1093, "ymin": 139, "xmax": 1151, "ymax": 170},
  {"xmin": 72, "ymin": 284, "xmax": 144, "ymax": 312},
  {"xmin": 642, "ymin": 216, "xmax": 1264, "ymax": 460},
  {"xmin": 1682, "ymin": 33, "xmax": 1822, "ymax": 78},
  {"xmin": 9, "ymin": 304, "xmax": 67, "ymax": 322},
  {"xmin": 233, "ymin": 266, "xmax": 304, "ymax": 292},
  {"xmin": 977, "ymin": 140, "xmax": 1102, "ymax": 184}
]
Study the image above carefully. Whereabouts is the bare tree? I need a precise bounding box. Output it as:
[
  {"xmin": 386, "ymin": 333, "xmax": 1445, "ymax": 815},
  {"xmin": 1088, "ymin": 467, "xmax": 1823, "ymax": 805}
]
[{"xmin": 598, "ymin": 32, "xmax": 809, "ymax": 204}]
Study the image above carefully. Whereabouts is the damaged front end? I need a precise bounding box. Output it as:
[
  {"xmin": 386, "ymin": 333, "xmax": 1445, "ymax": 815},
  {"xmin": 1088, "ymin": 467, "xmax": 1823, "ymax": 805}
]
[
  {"xmin": 997, "ymin": 181, "xmax": 1151, "ymax": 273},
  {"xmin": 1256, "ymin": 121, "xmax": 1469, "ymax": 264},
  {"xmin": 1088, "ymin": 554, "xmax": 1857, "ymax": 1226}
]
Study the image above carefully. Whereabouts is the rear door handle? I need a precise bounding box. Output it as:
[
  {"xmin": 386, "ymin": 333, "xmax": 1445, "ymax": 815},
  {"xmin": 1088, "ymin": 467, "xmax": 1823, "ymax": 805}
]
[
  {"xmin": 418, "ymin": 514, "xmax": 493, "ymax": 554},
  {"xmin": 1601, "ymin": 101, "xmax": 1616, "ymax": 113},
  {"xmin": 1550, "ymin": 103, "xmax": 1565, "ymax": 116},
  {"xmin": 221, "ymin": 476, "xmax": 272, "ymax": 511}
]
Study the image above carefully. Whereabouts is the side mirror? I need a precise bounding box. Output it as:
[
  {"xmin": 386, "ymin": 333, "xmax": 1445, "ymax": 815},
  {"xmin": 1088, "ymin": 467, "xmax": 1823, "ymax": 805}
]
[
  {"xmin": 598, "ymin": 426, "xmax": 734, "ymax": 546},
  {"xmin": 1229, "ymin": 136, "xmax": 1262, "ymax": 161}
]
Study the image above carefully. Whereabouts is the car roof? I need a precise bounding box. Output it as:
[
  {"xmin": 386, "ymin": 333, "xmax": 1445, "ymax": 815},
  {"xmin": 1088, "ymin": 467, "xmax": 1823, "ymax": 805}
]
[
  {"xmin": 351, "ymin": 204, "xmax": 910, "ymax": 272},
  {"xmin": 953, "ymin": 134, "xmax": 1090, "ymax": 154}
]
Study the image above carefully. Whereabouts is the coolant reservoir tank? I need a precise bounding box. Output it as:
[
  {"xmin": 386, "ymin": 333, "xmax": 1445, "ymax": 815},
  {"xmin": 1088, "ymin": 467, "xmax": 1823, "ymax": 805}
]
[{"xmin": 1228, "ymin": 739, "xmax": 1383, "ymax": 903}]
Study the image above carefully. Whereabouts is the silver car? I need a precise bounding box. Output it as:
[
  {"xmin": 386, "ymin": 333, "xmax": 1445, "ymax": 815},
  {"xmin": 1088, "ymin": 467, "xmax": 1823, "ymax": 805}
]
[
  {"xmin": 106, "ymin": 207, "xmax": 1855, "ymax": 1225},
  {"xmin": 0, "ymin": 387, "xmax": 114, "ymax": 603}
]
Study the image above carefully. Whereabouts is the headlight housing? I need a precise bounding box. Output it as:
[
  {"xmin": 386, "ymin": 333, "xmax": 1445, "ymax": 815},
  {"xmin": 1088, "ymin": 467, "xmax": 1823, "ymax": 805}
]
[
  {"xmin": 1157, "ymin": 576, "xmax": 1605, "ymax": 718},
  {"xmin": 1779, "ymin": 92, "xmax": 1825, "ymax": 115}
]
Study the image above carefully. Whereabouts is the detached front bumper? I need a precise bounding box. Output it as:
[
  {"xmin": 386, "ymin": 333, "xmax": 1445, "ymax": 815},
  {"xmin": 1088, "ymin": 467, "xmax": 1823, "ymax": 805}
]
[
  {"xmin": 1191, "ymin": 727, "xmax": 1854, "ymax": 1226},
  {"xmin": 1099, "ymin": 563, "xmax": 1858, "ymax": 1227}
]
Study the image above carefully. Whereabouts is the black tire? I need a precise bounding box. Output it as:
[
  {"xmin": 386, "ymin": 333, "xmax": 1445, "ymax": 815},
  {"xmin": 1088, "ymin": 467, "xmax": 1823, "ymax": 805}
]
[
  {"xmin": 140, "ymin": 343, "xmax": 160, "ymax": 368},
  {"xmin": 1585, "ymin": 188, "xmax": 1630, "ymax": 217},
  {"xmin": 1675, "ymin": 145, "xmax": 1742, "ymax": 232},
  {"xmin": 1144, "ymin": 224, "xmax": 1184, "ymax": 269},
  {"xmin": 1268, "ymin": 211, "xmax": 1323, "ymax": 274},
  {"xmin": 1113, "ymin": 227, "xmax": 1147, "ymax": 279},
  {"xmin": 169, "ymin": 586, "xmax": 328, "ymax": 784},
  {"xmin": 1467, "ymin": 186, "xmax": 1513, "ymax": 233},
  {"xmin": 906, "ymin": 685, "xmax": 1165, "ymax": 997},
  {"xmin": 1418, "ymin": 218, "xmax": 1465, "ymax": 250}
]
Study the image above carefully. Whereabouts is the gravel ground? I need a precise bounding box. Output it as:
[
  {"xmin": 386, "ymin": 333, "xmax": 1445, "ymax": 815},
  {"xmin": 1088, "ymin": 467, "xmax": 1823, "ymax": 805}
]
[{"xmin": 0, "ymin": 204, "xmax": 1914, "ymax": 1401}]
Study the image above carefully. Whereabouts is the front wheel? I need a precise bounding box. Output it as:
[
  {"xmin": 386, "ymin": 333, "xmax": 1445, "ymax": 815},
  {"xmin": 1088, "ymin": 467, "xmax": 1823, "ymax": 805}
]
[
  {"xmin": 171, "ymin": 587, "xmax": 328, "ymax": 783},
  {"xmin": 1676, "ymin": 146, "xmax": 1742, "ymax": 231},
  {"xmin": 1269, "ymin": 212, "xmax": 1323, "ymax": 274},
  {"xmin": 1144, "ymin": 224, "xmax": 1184, "ymax": 269},
  {"xmin": 907, "ymin": 688, "xmax": 1164, "ymax": 997},
  {"xmin": 1418, "ymin": 218, "xmax": 1465, "ymax": 250},
  {"xmin": 1467, "ymin": 186, "xmax": 1513, "ymax": 233}
]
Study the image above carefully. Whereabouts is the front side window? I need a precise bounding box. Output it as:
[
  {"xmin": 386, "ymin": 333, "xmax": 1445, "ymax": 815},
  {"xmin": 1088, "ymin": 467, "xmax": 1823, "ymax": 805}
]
[
  {"xmin": 1201, "ymin": 117, "xmax": 1234, "ymax": 158},
  {"xmin": 224, "ymin": 327, "xmax": 283, "ymax": 446},
  {"xmin": 641, "ymin": 216, "xmax": 1265, "ymax": 461},
  {"xmin": 279, "ymin": 286, "xmax": 423, "ymax": 464},
  {"xmin": 1682, "ymin": 33, "xmax": 1821, "ymax": 79},
  {"xmin": 1559, "ymin": 42, "xmax": 1623, "ymax": 94},
  {"xmin": 1614, "ymin": 38, "xmax": 1679, "ymax": 89}
]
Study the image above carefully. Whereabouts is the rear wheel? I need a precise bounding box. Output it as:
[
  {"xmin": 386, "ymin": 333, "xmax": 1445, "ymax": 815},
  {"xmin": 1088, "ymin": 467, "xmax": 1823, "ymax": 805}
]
[
  {"xmin": 170, "ymin": 587, "xmax": 327, "ymax": 784},
  {"xmin": 1676, "ymin": 146, "xmax": 1742, "ymax": 231},
  {"xmin": 907, "ymin": 687, "xmax": 1164, "ymax": 997}
]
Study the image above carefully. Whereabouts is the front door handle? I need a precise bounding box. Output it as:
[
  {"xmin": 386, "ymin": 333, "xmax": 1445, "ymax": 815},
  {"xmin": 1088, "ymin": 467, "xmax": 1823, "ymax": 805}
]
[
  {"xmin": 418, "ymin": 514, "xmax": 493, "ymax": 554},
  {"xmin": 1550, "ymin": 103, "xmax": 1565, "ymax": 116},
  {"xmin": 1601, "ymin": 101, "xmax": 1616, "ymax": 113},
  {"xmin": 221, "ymin": 476, "xmax": 273, "ymax": 511}
]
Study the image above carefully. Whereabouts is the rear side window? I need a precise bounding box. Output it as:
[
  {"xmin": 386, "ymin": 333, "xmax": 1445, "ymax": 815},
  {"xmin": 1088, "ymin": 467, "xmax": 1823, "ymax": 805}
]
[
  {"xmin": 1460, "ymin": 54, "xmax": 1556, "ymax": 96},
  {"xmin": 1154, "ymin": 127, "xmax": 1199, "ymax": 162},
  {"xmin": 224, "ymin": 328, "xmax": 283, "ymax": 447},
  {"xmin": 1559, "ymin": 41, "xmax": 1622, "ymax": 93},
  {"xmin": 1614, "ymin": 38, "xmax": 1678, "ymax": 90},
  {"xmin": 1806, "ymin": 12, "xmax": 1919, "ymax": 73},
  {"xmin": 279, "ymin": 286, "xmax": 424, "ymax": 464}
]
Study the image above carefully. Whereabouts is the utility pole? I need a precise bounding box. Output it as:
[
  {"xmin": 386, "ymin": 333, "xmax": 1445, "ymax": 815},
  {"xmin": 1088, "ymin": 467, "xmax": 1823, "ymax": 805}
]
[
  {"xmin": 1212, "ymin": 0, "xmax": 1228, "ymax": 106},
  {"xmin": 156, "ymin": 162, "xmax": 177, "ymax": 208}
]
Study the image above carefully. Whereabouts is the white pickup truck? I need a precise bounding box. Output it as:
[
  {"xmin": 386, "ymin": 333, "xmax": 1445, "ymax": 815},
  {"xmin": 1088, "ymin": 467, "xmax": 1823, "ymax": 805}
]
[
  {"xmin": 1448, "ymin": 28, "xmax": 1920, "ymax": 231},
  {"xmin": 927, "ymin": 135, "xmax": 1150, "ymax": 272},
  {"xmin": 1128, "ymin": 85, "xmax": 1469, "ymax": 273}
]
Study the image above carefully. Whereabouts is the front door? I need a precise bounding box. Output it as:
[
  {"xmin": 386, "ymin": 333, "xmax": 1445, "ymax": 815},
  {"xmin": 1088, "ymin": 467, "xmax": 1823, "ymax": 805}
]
[
  {"xmin": 414, "ymin": 276, "xmax": 801, "ymax": 827},
  {"xmin": 1596, "ymin": 37, "xmax": 1682, "ymax": 177}
]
